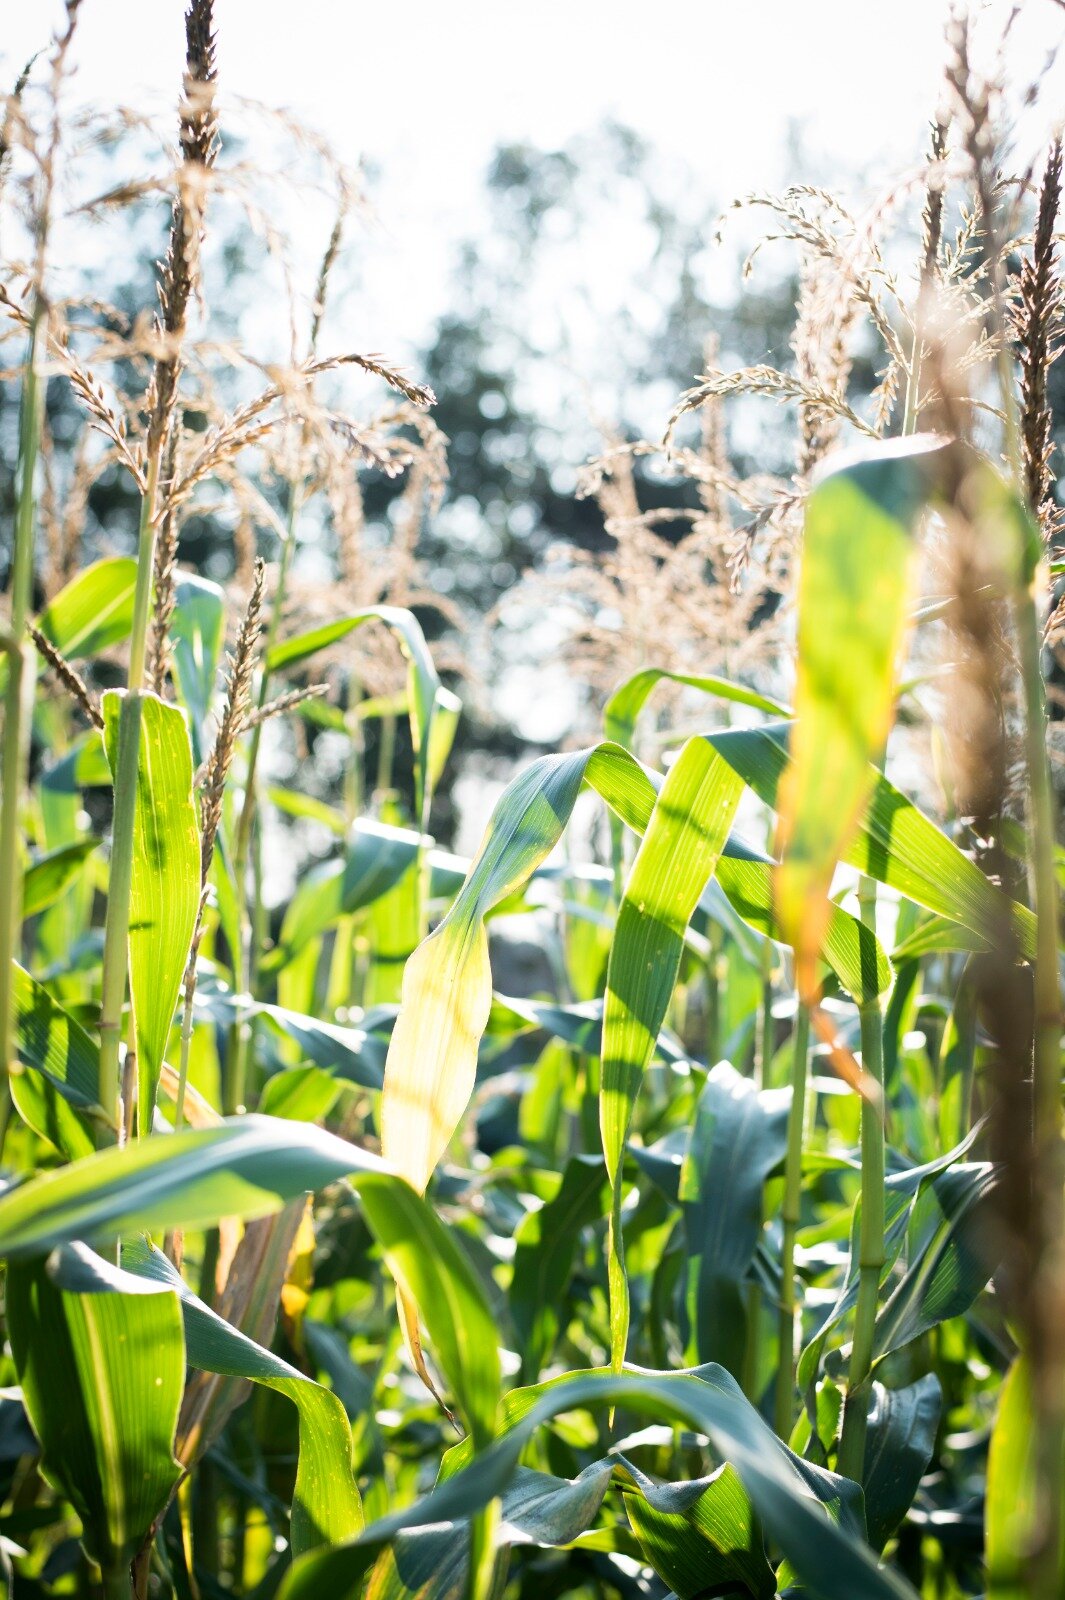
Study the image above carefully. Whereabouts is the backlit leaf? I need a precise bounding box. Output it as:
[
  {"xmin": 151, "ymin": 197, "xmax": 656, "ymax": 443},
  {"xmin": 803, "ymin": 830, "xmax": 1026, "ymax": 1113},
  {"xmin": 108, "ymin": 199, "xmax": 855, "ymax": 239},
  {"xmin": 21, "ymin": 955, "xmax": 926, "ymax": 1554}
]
[
  {"xmin": 103, "ymin": 691, "xmax": 200, "ymax": 1135},
  {"xmin": 7, "ymin": 1246, "xmax": 184, "ymax": 1579}
]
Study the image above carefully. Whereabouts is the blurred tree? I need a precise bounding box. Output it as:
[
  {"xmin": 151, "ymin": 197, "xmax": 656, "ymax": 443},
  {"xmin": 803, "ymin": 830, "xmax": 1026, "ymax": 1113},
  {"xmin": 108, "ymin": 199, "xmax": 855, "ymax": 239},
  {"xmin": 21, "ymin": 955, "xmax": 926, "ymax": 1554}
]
[{"xmin": 6, "ymin": 117, "xmax": 1062, "ymax": 776}]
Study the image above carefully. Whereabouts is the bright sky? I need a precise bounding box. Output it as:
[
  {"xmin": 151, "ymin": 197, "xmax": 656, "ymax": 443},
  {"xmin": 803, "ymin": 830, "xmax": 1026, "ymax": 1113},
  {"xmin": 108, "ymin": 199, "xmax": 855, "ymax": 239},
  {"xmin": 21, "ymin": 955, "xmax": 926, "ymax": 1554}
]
[{"xmin": 5, "ymin": 0, "xmax": 1062, "ymax": 362}]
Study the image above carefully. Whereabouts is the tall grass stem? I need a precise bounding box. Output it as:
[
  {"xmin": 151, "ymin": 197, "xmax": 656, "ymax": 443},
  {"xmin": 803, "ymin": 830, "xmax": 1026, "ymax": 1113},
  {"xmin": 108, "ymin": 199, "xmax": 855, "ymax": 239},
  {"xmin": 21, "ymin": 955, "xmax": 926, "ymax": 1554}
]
[
  {"xmin": 776, "ymin": 1003, "xmax": 810, "ymax": 1438},
  {"xmin": 0, "ymin": 312, "xmax": 44, "ymax": 1136},
  {"xmin": 226, "ymin": 483, "xmax": 300, "ymax": 1115},
  {"xmin": 837, "ymin": 877, "xmax": 885, "ymax": 1481},
  {"xmin": 97, "ymin": 459, "xmax": 160, "ymax": 1126}
]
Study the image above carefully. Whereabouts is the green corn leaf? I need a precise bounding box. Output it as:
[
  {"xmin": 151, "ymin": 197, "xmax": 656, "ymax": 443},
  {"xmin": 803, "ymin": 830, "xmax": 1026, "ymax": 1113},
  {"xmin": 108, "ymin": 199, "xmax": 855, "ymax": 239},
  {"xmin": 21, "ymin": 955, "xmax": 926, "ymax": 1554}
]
[
  {"xmin": 170, "ymin": 573, "xmax": 225, "ymax": 764},
  {"xmin": 40, "ymin": 730, "xmax": 113, "ymax": 794},
  {"xmin": 601, "ymin": 736, "xmax": 743, "ymax": 1367},
  {"xmin": 22, "ymin": 839, "xmax": 96, "ymax": 918},
  {"xmin": 36, "ymin": 556, "xmax": 139, "ymax": 659},
  {"xmin": 258, "ymin": 1064, "xmax": 347, "ymax": 1121},
  {"xmin": 0, "ymin": 1116, "xmax": 497, "ymax": 1449},
  {"xmin": 374, "ymin": 736, "xmax": 886, "ymax": 1375},
  {"xmin": 797, "ymin": 1125, "xmax": 985, "ymax": 1391},
  {"xmin": 379, "ymin": 747, "xmax": 612, "ymax": 1197},
  {"xmin": 198, "ymin": 981, "xmax": 390, "ymax": 1090},
  {"xmin": 871, "ymin": 1163, "xmax": 998, "ymax": 1361},
  {"xmin": 619, "ymin": 1456, "xmax": 776, "ymax": 1600},
  {"xmin": 986, "ymin": 1358, "xmax": 1036, "ymax": 1600},
  {"xmin": 775, "ymin": 439, "xmax": 943, "ymax": 994},
  {"xmin": 256, "ymin": 1003, "xmax": 389, "ymax": 1090},
  {"xmin": 355, "ymin": 1171, "xmax": 501, "ymax": 1448},
  {"xmin": 708, "ymin": 722, "xmax": 1036, "ymax": 958},
  {"xmin": 427, "ymin": 683, "xmax": 462, "ymax": 794},
  {"xmin": 716, "ymin": 852, "xmax": 891, "ymax": 1003},
  {"xmin": 509, "ymin": 1154, "xmax": 606, "ymax": 1382},
  {"xmin": 604, "ymin": 666, "xmax": 789, "ymax": 749},
  {"xmin": 281, "ymin": 1365, "xmax": 918, "ymax": 1600},
  {"xmin": 266, "ymin": 606, "xmax": 444, "ymax": 825},
  {"xmin": 381, "ymin": 738, "xmax": 887, "ymax": 1220},
  {"xmin": 267, "ymin": 786, "xmax": 348, "ymax": 834},
  {"xmin": 365, "ymin": 796, "xmax": 424, "ymax": 1006},
  {"xmin": 266, "ymin": 817, "xmax": 423, "ymax": 973},
  {"xmin": 679, "ymin": 1061, "xmax": 790, "ymax": 1374},
  {"xmin": 6, "ymin": 1246, "xmax": 184, "ymax": 1580},
  {"xmin": 0, "ymin": 1114, "xmax": 387, "ymax": 1256},
  {"xmin": 364, "ymin": 1462, "xmax": 613, "ymax": 1600},
  {"xmin": 117, "ymin": 1239, "xmax": 362, "ymax": 1553},
  {"xmin": 890, "ymin": 916, "xmax": 989, "ymax": 961},
  {"xmin": 9, "ymin": 961, "xmax": 111, "ymax": 1161},
  {"xmin": 102, "ymin": 691, "xmax": 200, "ymax": 1135},
  {"xmin": 862, "ymin": 1375, "xmax": 941, "ymax": 1552},
  {"xmin": 490, "ymin": 993, "xmax": 683, "ymax": 1064}
]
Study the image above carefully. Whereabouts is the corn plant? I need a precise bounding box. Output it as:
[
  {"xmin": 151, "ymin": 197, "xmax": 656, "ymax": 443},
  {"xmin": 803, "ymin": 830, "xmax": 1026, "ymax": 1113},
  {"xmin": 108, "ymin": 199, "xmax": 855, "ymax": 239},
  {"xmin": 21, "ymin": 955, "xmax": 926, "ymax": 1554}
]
[{"xmin": 0, "ymin": 6, "xmax": 1062, "ymax": 1600}]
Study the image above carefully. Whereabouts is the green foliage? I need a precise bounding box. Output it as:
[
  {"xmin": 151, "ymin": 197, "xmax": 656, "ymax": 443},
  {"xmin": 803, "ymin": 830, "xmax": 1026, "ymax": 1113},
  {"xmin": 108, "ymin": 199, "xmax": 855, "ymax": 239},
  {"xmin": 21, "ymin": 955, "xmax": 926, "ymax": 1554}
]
[
  {"xmin": 102, "ymin": 691, "xmax": 200, "ymax": 1135},
  {"xmin": 7, "ymin": 1248, "xmax": 184, "ymax": 1580},
  {"xmin": 0, "ymin": 16, "xmax": 1060, "ymax": 1600}
]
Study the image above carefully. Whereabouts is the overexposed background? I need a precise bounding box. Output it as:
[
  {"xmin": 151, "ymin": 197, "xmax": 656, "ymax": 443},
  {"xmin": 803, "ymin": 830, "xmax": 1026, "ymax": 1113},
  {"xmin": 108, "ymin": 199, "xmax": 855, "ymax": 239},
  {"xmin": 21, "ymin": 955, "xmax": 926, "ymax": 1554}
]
[{"xmin": 5, "ymin": 0, "xmax": 1062, "ymax": 360}]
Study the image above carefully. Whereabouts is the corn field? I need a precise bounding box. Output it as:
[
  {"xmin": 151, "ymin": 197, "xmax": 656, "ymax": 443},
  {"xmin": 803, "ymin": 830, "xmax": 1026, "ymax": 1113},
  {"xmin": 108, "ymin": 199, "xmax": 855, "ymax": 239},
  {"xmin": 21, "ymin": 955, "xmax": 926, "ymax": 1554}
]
[{"xmin": 0, "ymin": 3, "xmax": 1063, "ymax": 1599}]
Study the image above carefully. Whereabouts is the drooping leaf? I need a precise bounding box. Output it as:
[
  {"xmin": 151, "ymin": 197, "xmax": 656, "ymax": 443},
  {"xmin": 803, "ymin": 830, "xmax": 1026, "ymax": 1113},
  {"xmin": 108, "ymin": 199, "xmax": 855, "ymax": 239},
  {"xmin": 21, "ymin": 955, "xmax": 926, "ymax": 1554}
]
[
  {"xmin": 281, "ymin": 1365, "xmax": 917, "ymax": 1600},
  {"xmin": 197, "ymin": 976, "xmax": 391, "ymax": 1091},
  {"xmin": 22, "ymin": 840, "xmax": 96, "ymax": 918},
  {"xmin": 379, "ymin": 747, "xmax": 610, "ymax": 1197},
  {"xmin": 380, "ymin": 737, "xmax": 888, "ymax": 1370},
  {"xmin": 861, "ymin": 1375, "xmax": 941, "ymax": 1552},
  {"xmin": 102, "ymin": 691, "xmax": 200, "ymax": 1135},
  {"xmin": 0, "ymin": 1117, "xmax": 498, "ymax": 1450},
  {"xmin": 619, "ymin": 1456, "xmax": 776, "ymax": 1600},
  {"xmin": 6, "ymin": 1247, "xmax": 184, "ymax": 1579},
  {"xmin": 775, "ymin": 438, "xmax": 943, "ymax": 994},
  {"xmin": 117, "ymin": 1239, "xmax": 362, "ymax": 1553},
  {"xmin": 490, "ymin": 993, "xmax": 685, "ymax": 1066},
  {"xmin": 35, "ymin": 556, "xmax": 139, "ymax": 660},
  {"xmin": 355, "ymin": 1171, "xmax": 501, "ymax": 1447},
  {"xmin": 170, "ymin": 573, "xmax": 225, "ymax": 764},
  {"xmin": 604, "ymin": 667, "xmax": 789, "ymax": 750},
  {"xmin": 365, "ymin": 1462, "xmax": 613, "ymax": 1600},
  {"xmin": 679, "ymin": 1061, "xmax": 790, "ymax": 1374},
  {"xmin": 267, "ymin": 607, "xmax": 443, "ymax": 825},
  {"xmin": 708, "ymin": 722, "xmax": 1036, "ymax": 959},
  {"xmin": 0, "ymin": 1114, "xmax": 386, "ymax": 1256},
  {"xmin": 256, "ymin": 1003, "xmax": 389, "ymax": 1090},
  {"xmin": 871, "ymin": 1163, "xmax": 998, "ymax": 1361},
  {"xmin": 509, "ymin": 1154, "xmax": 606, "ymax": 1382},
  {"xmin": 8, "ymin": 961, "xmax": 111, "ymax": 1161},
  {"xmin": 601, "ymin": 737, "xmax": 743, "ymax": 1366}
]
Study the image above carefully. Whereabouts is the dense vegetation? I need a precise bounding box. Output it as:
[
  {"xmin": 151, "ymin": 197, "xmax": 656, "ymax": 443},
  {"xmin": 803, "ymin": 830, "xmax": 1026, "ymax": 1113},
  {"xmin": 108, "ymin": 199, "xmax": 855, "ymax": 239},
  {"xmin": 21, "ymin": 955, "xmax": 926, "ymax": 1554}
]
[{"xmin": 1, "ymin": 5, "xmax": 1064, "ymax": 1600}]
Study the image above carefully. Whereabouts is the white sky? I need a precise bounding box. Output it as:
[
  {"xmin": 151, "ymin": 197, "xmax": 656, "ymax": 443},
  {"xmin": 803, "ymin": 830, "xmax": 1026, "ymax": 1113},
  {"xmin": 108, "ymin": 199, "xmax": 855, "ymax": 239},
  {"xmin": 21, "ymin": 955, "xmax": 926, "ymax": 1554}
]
[{"xmin": 5, "ymin": 0, "xmax": 1063, "ymax": 362}]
